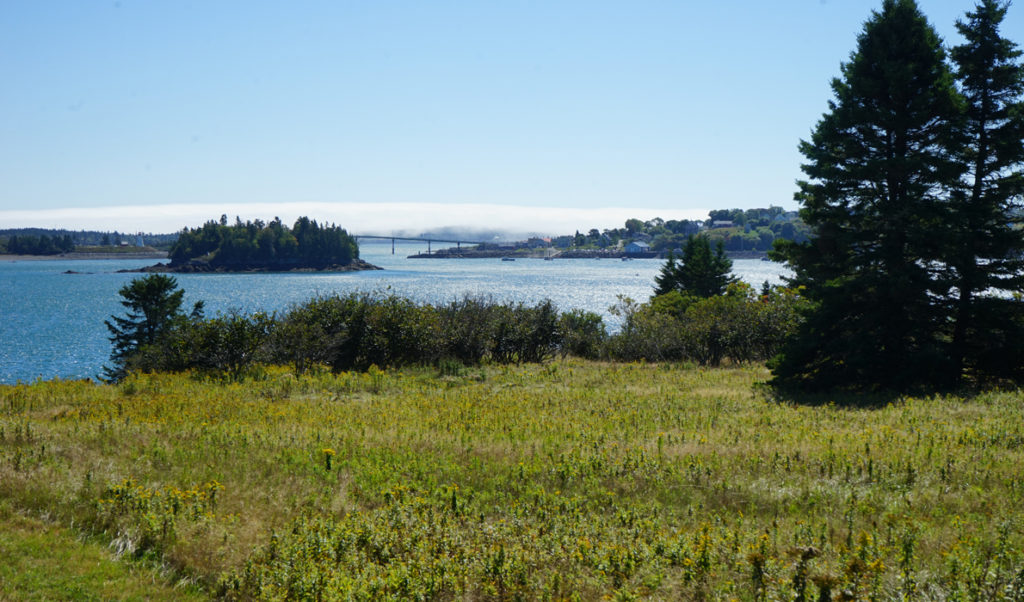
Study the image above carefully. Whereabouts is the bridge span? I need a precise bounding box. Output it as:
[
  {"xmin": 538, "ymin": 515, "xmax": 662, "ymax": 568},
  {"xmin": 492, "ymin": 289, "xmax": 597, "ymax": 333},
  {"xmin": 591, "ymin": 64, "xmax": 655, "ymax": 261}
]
[{"xmin": 352, "ymin": 234, "xmax": 490, "ymax": 255}]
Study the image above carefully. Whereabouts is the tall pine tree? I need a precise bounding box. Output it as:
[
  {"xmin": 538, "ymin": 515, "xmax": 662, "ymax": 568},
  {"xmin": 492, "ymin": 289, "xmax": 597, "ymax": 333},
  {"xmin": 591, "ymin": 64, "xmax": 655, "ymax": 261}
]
[
  {"xmin": 946, "ymin": 0, "xmax": 1024, "ymax": 384},
  {"xmin": 771, "ymin": 0, "xmax": 964, "ymax": 391}
]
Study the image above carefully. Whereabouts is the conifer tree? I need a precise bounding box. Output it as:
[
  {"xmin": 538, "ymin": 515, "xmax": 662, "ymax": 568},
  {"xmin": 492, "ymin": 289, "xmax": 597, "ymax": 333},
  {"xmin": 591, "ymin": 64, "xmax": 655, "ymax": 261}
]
[
  {"xmin": 103, "ymin": 275, "xmax": 197, "ymax": 382},
  {"xmin": 653, "ymin": 251, "xmax": 680, "ymax": 297},
  {"xmin": 771, "ymin": 0, "xmax": 964, "ymax": 391},
  {"xmin": 652, "ymin": 235, "xmax": 734, "ymax": 299},
  {"xmin": 946, "ymin": 0, "xmax": 1024, "ymax": 383},
  {"xmin": 679, "ymin": 235, "xmax": 735, "ymax": 298}
]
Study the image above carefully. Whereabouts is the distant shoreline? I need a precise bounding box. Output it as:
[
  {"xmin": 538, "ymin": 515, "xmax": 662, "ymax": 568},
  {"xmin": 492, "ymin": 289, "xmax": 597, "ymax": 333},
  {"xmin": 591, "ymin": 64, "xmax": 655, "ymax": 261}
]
[
  {"xmin": 124, "ymin": 258, "xmax": 382, "ymax": 274},
  {"xmin": 0, "ymin": 251, "xmax": 169, "ymax": 262},
  {"xmin": 407, "ymin": 249, "xmax": 769, "ymax": 260}
]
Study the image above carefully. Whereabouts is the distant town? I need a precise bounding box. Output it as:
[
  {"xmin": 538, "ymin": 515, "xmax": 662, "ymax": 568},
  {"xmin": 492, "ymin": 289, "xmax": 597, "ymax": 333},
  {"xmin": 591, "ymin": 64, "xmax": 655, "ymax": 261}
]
[
  {"xmin": 413, "ymin": 207, "xmax": 808, "ymax": 259},
  {"xmin": 0, "ymin": 206, "xmax": 808, "ymax": 259}
]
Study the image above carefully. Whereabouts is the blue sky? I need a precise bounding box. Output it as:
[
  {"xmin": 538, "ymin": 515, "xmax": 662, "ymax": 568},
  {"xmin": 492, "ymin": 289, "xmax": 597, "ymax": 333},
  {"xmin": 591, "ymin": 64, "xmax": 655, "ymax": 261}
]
[{"xmin": 1, "ymin": 1, "xmax": 1020, "ymax": 235}]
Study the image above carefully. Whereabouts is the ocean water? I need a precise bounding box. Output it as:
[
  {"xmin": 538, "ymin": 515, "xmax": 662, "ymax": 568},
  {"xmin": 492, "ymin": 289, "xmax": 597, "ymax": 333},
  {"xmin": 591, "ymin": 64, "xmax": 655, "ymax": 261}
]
[{"xmin": 0, "ymin": 241, "xmax": 790, "ymax": 384}]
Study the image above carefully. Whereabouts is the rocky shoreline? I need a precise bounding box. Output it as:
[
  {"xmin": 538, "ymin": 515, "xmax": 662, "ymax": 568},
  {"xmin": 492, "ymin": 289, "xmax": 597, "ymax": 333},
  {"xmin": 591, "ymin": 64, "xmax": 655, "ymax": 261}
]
[{"xmin": 120, "ymin": 258, "xmax": 382, "ymax": 274}]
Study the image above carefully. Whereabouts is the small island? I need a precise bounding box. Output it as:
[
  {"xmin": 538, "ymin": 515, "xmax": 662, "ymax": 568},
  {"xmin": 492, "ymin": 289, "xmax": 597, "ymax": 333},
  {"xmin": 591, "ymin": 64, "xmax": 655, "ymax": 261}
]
[{"xmin": 130, "ymin": 215, "xmax": 381, "ymax": 273}]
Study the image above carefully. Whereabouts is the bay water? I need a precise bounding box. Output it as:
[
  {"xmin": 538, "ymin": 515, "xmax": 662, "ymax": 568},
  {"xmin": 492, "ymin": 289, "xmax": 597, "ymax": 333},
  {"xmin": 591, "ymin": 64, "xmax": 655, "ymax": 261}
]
[{"xmin": 0, "ymin": 241, "xmax": 790, "ymax": 384}]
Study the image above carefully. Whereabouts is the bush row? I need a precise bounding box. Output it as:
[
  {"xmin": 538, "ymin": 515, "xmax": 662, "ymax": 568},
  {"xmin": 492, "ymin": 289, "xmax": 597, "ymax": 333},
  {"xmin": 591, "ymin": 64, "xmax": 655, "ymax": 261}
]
[
  {"xmin": 609, "ymin": 283, "xmax": 809, "ymax": 366},
  {"xmin": 128, "ymin": 287, "xmax": 806, "ymax": 378}
]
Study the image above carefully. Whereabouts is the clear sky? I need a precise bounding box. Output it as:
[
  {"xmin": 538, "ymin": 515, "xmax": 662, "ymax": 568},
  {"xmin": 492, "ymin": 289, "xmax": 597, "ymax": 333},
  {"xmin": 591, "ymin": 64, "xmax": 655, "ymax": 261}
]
[{"xmin": 1, "ymin": 1, "xmax": 1020, "ymax": 235}]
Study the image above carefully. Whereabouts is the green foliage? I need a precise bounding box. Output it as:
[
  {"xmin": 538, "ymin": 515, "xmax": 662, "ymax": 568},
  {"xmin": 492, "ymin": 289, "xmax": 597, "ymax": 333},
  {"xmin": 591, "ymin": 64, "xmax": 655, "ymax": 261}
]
[
  {"xmin": 0, "ymin": 506, "xmax": 205, "ymax": 600},
  {"xmin": 491, "ymin": 300, "xmax": 562, "ymax": 364},
  {"xmin": 561, "ymin": 210, "xmax": 805, "ymax": 253},
  {"xmin": 437, "ymin": 297, "xmax": 505, "ymax": 364},
  {"xmin": 653, "ymin": 235, "xmax": 736, "ymax": 299},
  {"xmin": 103, "ymin": 275, "xmax": 198, "ymax": 382},
  {"xmin": 945, "ymin": 0, "xmax": 1024, "ymax": 385},
  {"xmin": 167, "ymin": 215, "xmax": 358, "ymax": 269},
  {"xmin": 2, "ymin": 233, "xmax": 74, "ymax": 255},
  {"xmin": 125, "ymin": 285, "xmax": 805, "ymax": 377},
  {"xmin": 264, "ymin": 302, "xmax": 349, "ymax": 375},
  {"xmin": 131, "ymin": 293, "xmax": 590, "ymax": 377},
  {"xmin": 558, "ymin": 309, "xmax": 609, "ymax": 359},
  {"xmin": 342, "ymin": 294, "xmax": 441, "ymax": 370},
  {"xmin": 699, "ymin": 208, "xmax": 812, "ymax": 253},
  {"xmin": 0, "ymin": 228, "xmax": 177, "ymax": 251},
  {"xmin": 649, "ymin": 289, "xmax": 698, "ymax": 316},
  {"xmin": 678, "ymin": 286, "xmax": 756, "ymax": 366},
  {"xmin": 771, "ymin": 0, "xmax": 975, "ymax": 392},
  {"xmin": 612, "ymin": 284, "xmax": 809, "ymax": 366},
  {"xmin": 653, "ymin": 252, "xmax": 681, "ymax": 297},
  {"xmin": 5, "ymin": 364, "xmax": 1024, "ymax": 599},
  {"xmin": 607, "ymin": 296, "xmax": 689, "ymax": 361},
  {"xmin": 139, "ymin": 311, "xmax": 276, "ymax": 380}
]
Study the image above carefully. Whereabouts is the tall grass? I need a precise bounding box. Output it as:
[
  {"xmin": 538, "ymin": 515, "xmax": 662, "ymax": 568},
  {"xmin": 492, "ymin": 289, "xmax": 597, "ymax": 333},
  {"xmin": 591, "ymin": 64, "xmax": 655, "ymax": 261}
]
[{"xmin": 2, "ymin": 362, "xmax": 1023, "ymax": 599}]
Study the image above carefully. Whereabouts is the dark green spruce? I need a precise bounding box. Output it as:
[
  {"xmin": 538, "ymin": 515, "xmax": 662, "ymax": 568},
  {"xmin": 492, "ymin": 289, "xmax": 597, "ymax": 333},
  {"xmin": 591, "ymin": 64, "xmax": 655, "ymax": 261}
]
[
  {"xmin": 946, "ymin": 0, "xmax": 1024, "ymax": 385},
  {"xmin": 771, "ymin": 0, "xmax": 965, "ymax": 392},
  {"xmin": 653, "ymin": 235, "xmax": 735, "ymax": 298}
]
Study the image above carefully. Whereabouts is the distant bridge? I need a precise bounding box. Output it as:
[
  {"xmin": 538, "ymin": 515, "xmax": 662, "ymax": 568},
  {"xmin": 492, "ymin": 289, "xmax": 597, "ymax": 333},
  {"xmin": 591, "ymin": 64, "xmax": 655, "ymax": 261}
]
[{"xmin": 352, "ymin": 234, "xmax": 491, "ymax": 255}]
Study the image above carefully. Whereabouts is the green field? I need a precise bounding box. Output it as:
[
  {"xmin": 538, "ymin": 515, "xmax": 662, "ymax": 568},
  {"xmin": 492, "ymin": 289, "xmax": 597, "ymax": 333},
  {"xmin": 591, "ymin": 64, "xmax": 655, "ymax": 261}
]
[
  {"xmin": 0, "ymin": 504, "xmax": 205, "ymax": 601},
  {"xmin": 2, "ymin": 361, "xmax": 1022, "ymax": 600}
]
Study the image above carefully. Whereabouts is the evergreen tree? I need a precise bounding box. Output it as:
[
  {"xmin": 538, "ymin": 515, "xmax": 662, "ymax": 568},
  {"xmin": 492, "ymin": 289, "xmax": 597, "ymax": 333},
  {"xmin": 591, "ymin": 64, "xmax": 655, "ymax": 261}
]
[
  {"xmin": 771, "ymin": 0, "xmax": 964, "ymax": 391},
  {"xmin": 103, "ymin": 275, "xmax": 198, "ymax": 382},
  {"xmin": 652, "ymin": 235, "xmax": 734, "ymax": 299},
  {"xmin": 653, "ymin": 251, "xmax": 680, "ymax": 297},
  {"xmin": 946, "ymin": 0, "xmax": 1024, "ymax": 384},
  {"xmin": 680, "ymin": 235, "xmax": 735, "ymax": 298}
]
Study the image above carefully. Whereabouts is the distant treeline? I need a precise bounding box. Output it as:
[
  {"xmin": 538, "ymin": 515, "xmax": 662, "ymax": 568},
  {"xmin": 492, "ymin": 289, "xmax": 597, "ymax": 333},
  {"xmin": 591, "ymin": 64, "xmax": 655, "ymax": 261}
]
[
  {"xmin": 0, "ymin": 228, "xmax": 179, "ymax": 253},
  {"xmin": 168, "ymin": 216, "xmax": 359, "ymax": 268},
  {"xmin": 1, "ymin": 233, "xmax": 74, "ymax": 255}
]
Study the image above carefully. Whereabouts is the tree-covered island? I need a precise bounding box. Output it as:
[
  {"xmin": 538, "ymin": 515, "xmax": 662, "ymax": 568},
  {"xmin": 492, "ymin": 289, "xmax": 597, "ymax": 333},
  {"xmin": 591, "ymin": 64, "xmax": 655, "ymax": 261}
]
[{"xmin": 137, "ymin": 215, "xmax": 380, "ymax": 273}]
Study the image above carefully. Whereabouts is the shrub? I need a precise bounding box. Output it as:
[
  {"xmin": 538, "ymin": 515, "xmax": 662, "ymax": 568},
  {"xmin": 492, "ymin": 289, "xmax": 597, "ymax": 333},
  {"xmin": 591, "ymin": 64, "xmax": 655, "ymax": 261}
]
[
  {"xmin": 264, "ymin": 306, "xmax": 348, "ymax": 375},
  {"xmin": 138, "ymin": 311, "xmax": 275, "ymax": 380},
  {"xmin": 436, "ymin": 296, "xmax": 502, "ymax": 364},
  {"xmin": 606, "ymin": 297, "xmax": 688, "ymax": 362},
  {"xmin": 492, "ymin": 300, "xmax": 561, "ymax": 364},
  {"xmin": 678, "ymin": 290, "xmax": 753, "ymax": 366},
  {"xmin": 607, "ymin": 285, "xmax": 807, "ymax": 366},
  {"xmin": 354, "ymin": 295, "xmax": 440, "ymax": 370},
  {"xmin": 557, "ymin": 309, "xmax": 608, "ymax": 359}
]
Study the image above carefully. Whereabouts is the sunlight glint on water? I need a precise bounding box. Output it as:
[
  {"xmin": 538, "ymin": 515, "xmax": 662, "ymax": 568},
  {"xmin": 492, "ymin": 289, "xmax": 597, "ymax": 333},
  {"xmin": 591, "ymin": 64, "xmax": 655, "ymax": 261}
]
[{"xmin": 0, "ymin": 242, "xmax": 790, "ymax": 383}]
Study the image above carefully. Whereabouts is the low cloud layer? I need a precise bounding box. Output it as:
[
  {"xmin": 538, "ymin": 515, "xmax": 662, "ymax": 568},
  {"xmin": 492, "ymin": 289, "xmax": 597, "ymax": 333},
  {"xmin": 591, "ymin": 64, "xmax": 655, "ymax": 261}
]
[{"xmin": 0, "ymin": 202, "xmax": 710, "ymax": 239}]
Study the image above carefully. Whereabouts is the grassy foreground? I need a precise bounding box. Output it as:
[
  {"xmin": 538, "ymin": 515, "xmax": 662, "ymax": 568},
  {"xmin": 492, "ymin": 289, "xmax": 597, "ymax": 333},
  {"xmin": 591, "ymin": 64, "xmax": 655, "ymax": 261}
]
[
  {"xmin": 1, "ymin": 361, "xmax": 1023, "ymax": 600},
  {"xmin": 0, "ymin": 504, "xmax": 205, "ymax": 601}
]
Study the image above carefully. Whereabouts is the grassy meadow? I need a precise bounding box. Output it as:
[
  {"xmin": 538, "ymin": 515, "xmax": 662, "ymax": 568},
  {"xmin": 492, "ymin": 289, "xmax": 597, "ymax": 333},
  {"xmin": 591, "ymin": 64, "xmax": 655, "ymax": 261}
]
[{"xmin": 2, "ymin": 360, "xmax": 1023, "ymax": 600}]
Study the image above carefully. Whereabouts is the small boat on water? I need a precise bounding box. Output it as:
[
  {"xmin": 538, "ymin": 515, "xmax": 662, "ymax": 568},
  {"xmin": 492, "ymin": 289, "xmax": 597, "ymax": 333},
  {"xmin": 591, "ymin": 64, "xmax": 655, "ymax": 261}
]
[
  {"xmin": 543, "ymin": 257, "xmax": 555, "ymax": 261},
  {"xmin": 501, "ymin": 257, "xmax": 515, "ymax": 262}
]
